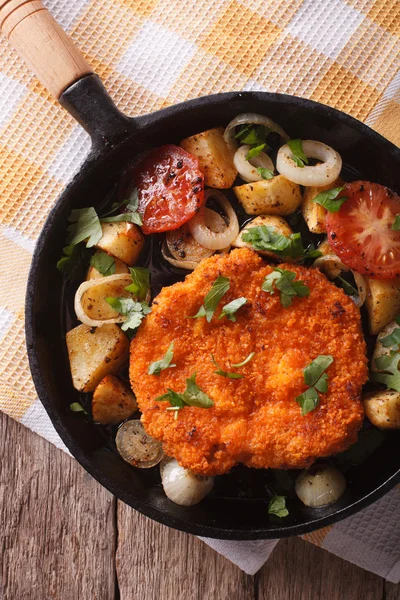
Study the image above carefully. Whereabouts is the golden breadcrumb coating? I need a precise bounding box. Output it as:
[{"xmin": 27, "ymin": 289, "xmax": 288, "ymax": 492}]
[{"xmin": 130, "ymin": 248, "xmax": 368, "ymax": 475}]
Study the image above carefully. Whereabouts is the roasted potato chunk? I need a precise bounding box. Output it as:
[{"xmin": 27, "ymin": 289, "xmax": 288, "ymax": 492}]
[
  {"xmin": 66, "ymin": 324, "xmax": 129, "ymax": 392},
  {"xmin": 233, "ymin": 175, "xmax": 302, "ymax": 216},
  {"xmin": 365, "ymin": 276, "xmax": 400, "ymax": 335},
  {"xmin": 232, "ymin": 215, "xmax": 293, "ymax": 261},
  {"xmin": 364, "ymin": 390, "xmax": 400, "ymax": 429},
  {"xmin": 302, "ymin": 177, "xmax": 344, "ymax": 234},
  {"xmin": 80, "ymin": 274, "xmax": 133, "ymax": 322},
  {"xmin": 96, "ymin": 222, "xmax": 144, "ymax": 266},
  {"xmin": 180, "ymin": 127, "xmax": 237, "ymax": 189},
  {"xmin": 92, "ymin": 375, "xmax": 138, "ymax": 425},
  {"xmin": 86, "ymin": 251, "xmax": 129, "ymax": 280}
]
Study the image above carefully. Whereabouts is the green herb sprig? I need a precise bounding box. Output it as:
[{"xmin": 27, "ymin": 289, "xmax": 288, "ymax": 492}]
[
  {"xmin": 106, "ymin": 297, "xmax": 151, "ymax": 332},
  {"xmin": 295, "ymin": 355, "xmax": 333, "ymax": 415},
  {"xmin": 156, "ymin": 373, "xmax": 214, "ymax": 418},
  {"xmin": 190, "ymin": 276, "xmax": 230, "ymax": 322},
  {"xmin": 257, "ymin": 167, "xmax": 274, "ymax": 180},
  {"xmin": 288, "ymin": 139, "xmax": 308, "ymax": 168},
  {"xmin": 312, "ymin": 187, "xmax": 347, "ymax": 213},
  {"xmin": 262, "ymin": 268, "xmax": 310, "ymax": 308},
  {"xmin": 268, "ymin": 495, "xmax": 289, "ymax": 518},
  {"xmin": 241, "ymin": 226, "xmax": 321, "ymax": 263},
  {"xmin": 90, "ymin": 251, "xmax": 116, "ymax": 276},
  {"xmin": 234, "ymin": 124, "xmax": 271, "ymax": 160},
  {"xmin": 211, "ymin": 354, "xmax": 243, "ymax": 379},
  {"xmin": 218, "ymin": 297, "xmax": 247, "ymax": 322},
  {"xmin": 148, "ymin": 342, "xmax": 176, "ymax": 376},
  {"xmin": 392, "ymin": 215, "xmax": 400, "ymax": 231},
  {"xmin": 125, "ymin": 267, "xmax": 151, "ymax": 301}
]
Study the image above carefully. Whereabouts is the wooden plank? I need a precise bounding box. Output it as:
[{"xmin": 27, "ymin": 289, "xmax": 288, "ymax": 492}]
[
  {"xmin": 0, "ymin": 412, "xmax": 116, "ymax": 600},
  {"xmin": 257, "ymin": 537, "xmax": 384, "ymax": 600},
  {"xmin": 385, "ymin": 582, "xmax": 400, "ymax": 599},
  {"xmin": 116, "ymin": 501, "xmax": 255, "ymax": 600}
]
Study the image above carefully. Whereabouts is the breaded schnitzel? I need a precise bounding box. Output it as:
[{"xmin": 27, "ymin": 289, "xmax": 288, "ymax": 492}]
[{"xmin": 130, "ymin": 248, "xmax": 368, "ymax": 476}]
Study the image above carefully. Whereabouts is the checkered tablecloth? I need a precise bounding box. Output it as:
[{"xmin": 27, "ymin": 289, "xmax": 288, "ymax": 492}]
[{"xmin": 0, "ymin": 0, "xmax": 399, "ymax": 580}]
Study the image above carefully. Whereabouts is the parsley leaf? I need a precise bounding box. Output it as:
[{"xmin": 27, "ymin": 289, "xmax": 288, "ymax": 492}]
[
  {"xmin": 312, "ymin": 187, "xmax": 347, "ymax": 213},
  {"xmin": 295, "ymin": 355, "xmax": 333, "ymax": 415},
  {"xmin": 380, "ymin": 328, "xmax": 400, "ymax": 348},
  {"xmin": 219, "ymin": 297, "xmax": 247, "ymax": 322},
  {"xmin": 262, "ymin": 268, "xmax": 310, "ymax": 307},
  {"xmin": 257, "ymin": 167, "xmax": 274, "ymax": 180},
  {"xmin": 67, "ymin": 207, "xmax": 103, "ymax": 248},
  {"xmin": 148, "ymin": 342, "xmax": 176, "ymax": 376},
  {"xmin": 156, "ymin": 373, "xmax": 214, "ymax": 410},
  {"xmin": 392, "ymin": 215, "xmax": 400, "ymax": 231},
  {"xmin": 100, "ymin": 188, "xmax": 143, "ymax": 226},
  {"xmin": 246, "ymin": 144, "xmax": 266, "ymax": 160},
  {"xmin": 211, "ymin": 354, "xmax": 244, "ymax": 379},
  {"xmin": 372, "ymin": 350, "xmax": 400, "ymax": 391},
  {"xmin": 288, "ymin": 139, "xmax": 308, "ymax": 168},
  {"xmin": 336, "ymin": 275, "xmax": 358, "ymax": 297},
  {"xmin": 57, "ymin": 244, "xmax": 91, "ymax": 279},
  {"xmin": 295, "ymin": 386, "xmax": 320, "ymax": 415},
  {"xmin": 90, "ymin": 251, "xmax": 115, "ymax": 276},
  {"xmin": 303, "ymin": 355, "xmax": 334, "ymax": 387},
  {"xmin": 70, "ymin": 402, "xmax": 87, "ymax": 414},
  {"xmin": 232, "ymin": 352, "xmax": 255, "ymax": 368},
  {"xmin": 106, "ymin": 297, "xmax": 151, "ymax": 331},
  {"xmin": 268, "ymin": 495, "xmax": 289, "ymax": 518},
  {"xmin": 125, "ymin": 267, "xmax": 150, "ymax": 301},
  {"xmin": 241, "ymin": 226, "xmax": 321, "ymax": 263},
  {"xmin": 191, "ymin": 276, "xmax": 230, "ymax": 322}
]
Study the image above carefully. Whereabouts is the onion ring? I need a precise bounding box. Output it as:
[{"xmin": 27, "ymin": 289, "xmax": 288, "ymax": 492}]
[
  {"xmin": 188, "ymin": 190, "xmax": 239, "ymax": 250},
  {"xmin": 223, "ymin": 113, "xmax": 289, "ymax": 152},
  {"xmin": 233, "ymin": 145, "xmax": 274, "ymax": 183},
  {"xmin": 277, "ymin": 140, "xmax": 342, "ymax": 186},
  {"xmin": 313, "ymin": 254, "xmax": 366, "ymax": 307},
  {"xmin": 74, "ymin": 274, "xmax": 135, "ymax": 327}
]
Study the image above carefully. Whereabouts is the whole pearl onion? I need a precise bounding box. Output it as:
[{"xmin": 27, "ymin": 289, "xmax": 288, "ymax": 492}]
[
  {"xmin": 160, "ymin": 458, "xmax": 214, "ymax": 506},
  {"xmin": 295, "ymin": 465, "xmax": 346, "ymax": 508},
  {"xmin": 277, "ymin": 140, "xmax": 342, "ymax": 187}
]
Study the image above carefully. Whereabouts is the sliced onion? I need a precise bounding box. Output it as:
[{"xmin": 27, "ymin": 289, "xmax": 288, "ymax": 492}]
[
  {"xmin": 277, "ymin": 140, "xmax": 342, "ymax": 186},
  {"xmin": 295, "ymin": 465, "xmax": 346, "ymax": 507},
  {"xmin": 313, "ymin": 254, "xmax": 366, "ymax": 307},
  {"xmin": 233, "ymin": 145, "xmax": 274, "ymax": 183},
  {"xmin": 188, "ymin": 190, "xmax": 239, "ymax": 250},
  {"xmin": 224, "ymin": 113, "xmax": 289, "ymax": 152},
  {"xmin": 160, "ymin": 457, "xmax": 214, "ymax": 506},
  {"xmin": 74, "ymin": 274, "xmax": 134, "ymax": 327},
  {"xmin": 116, "ymin": 420, "xmax": 164, "ymax": 469}
]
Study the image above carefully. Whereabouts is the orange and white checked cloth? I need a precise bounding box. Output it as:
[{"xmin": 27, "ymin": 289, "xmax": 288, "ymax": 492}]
[{"xmin": 0, "ymin": 0, "xmax": 399, "ymax": 579}]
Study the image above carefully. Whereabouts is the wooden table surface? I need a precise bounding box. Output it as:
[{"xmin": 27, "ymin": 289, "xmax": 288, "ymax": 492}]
[{"xmin": 1, "ymin": 411, "xmax": 399, "ymax": 600}]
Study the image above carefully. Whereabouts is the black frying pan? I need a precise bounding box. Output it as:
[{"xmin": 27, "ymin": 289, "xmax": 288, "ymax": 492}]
[{"xmin": 3, "ymin": 0, "xmax": 399, "ymax": 539}]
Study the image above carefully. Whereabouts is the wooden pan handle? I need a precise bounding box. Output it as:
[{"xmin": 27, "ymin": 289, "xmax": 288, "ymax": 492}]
[{"xmin": 0, "ymin": 0, "xmax": 93, "ymax": 99}]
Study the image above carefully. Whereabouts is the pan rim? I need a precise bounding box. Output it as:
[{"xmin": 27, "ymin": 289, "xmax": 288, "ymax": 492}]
[{"xmin": 25, "ymin": 90, "xmax": 400, "ymax": 540}]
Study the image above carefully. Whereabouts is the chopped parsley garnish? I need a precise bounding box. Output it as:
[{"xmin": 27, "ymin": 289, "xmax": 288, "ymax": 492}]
[
  {"xmin": 106, "ymin": 297, "xmax": 151, "ymax": 332},
  {"xmin": 70, "ymin": 402, "xmax": 87, "ymax": 414},
  {"xmin": 90, "ymin": 251, "xmax": 115, "ymax": 276},
  {"xmin": 336, "ymin": 275, "xmax": 358, "ymax": 297},
  {"xmin": 148, "ymin": 342, "xmax": 176, "ymax": 376},
  {"xmin": 246, "ymin": 144, "xmax": 266, "ymax": 160},
  {"xmin": 191, "ymin": 276, "xmax": 230, "ymax": 322},
  {"xmin": 241, "ymin": 226, "xmax": 321, "ymax": 263},
  {"xmin": 156, "ymin": 373, "xmax": 214, "ymax": 416},
  {"xmin": 372, "ymin": 351, "xmax": 400, "ymax": 391},
  {"xmin": 257, "ymin": 167, "xmax": 274, "ymax": 180},
  {"xmin": 57, "ymin": 244, "xmax": 91, "ymax": 279},
  {"xmin": 262, "ymin": 268, "xmax": 310, "ymax": 308},
  {"xmin": 211, "ymin": 354, "xmax": 243, "ymax": 379},
  {"xmin": 295, "ymin": 355, "xmax": 333, "ymax": 415},
  {"xmin": 268, "ymin": 495, "xmax": 288, "ymax": 518},
  {"xmin": 232, "ymin": 352, "xmax": 255, "ymax": 368},
  {"xmin": 219, "ymin": 297, "xmax": 247, "ymax": 322},
  {"xmin": 67, "ymin": 207, "xmax": 103, "ymax": 248},
  {"xmin": 235, "ymin": 124, "xmax": 271, "ymax": 160},
  {"xmin": 125, "ymin": 267, "xmax": 151, "ymax": 301},
  {"xmin": 312, "ymin": 187, "xmax": 347, "ymax": 213},
  {"xmin": 100, "ymin": 188, "xmax": 143, "ymax": 226},
  {"xmin": 380, "ymin": 326, "xmax": 400, "ymax": 349},
  {"xmin": 392, "ymin": 215, "xmax": 400, "ymax": 231},
  {"xmin": 287, "ymin": 139, "xmax": 308, "ymax": 168}
]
